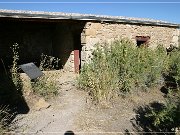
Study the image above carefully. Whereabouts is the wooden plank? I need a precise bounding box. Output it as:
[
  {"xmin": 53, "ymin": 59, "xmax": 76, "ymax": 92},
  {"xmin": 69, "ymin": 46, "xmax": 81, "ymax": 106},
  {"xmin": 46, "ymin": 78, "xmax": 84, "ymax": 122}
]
[{"xmin": 74, "ymin": 50, "xmax": 79, "ymax": 73}]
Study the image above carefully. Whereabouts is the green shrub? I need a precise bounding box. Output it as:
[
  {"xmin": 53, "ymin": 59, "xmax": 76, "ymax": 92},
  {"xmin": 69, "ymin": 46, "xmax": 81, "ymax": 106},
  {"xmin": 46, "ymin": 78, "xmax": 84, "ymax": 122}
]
[
  {"xmin": 144, "ymin": 47, "xmax": 180, "ymax": 132},
  {"xmin": 31, "ymin": 54, "xmax": 60, "ymax": 99},
  {"xmin": 145, "ymin": 94, "xmax": 180, "ymax": 131},
  {"xmin": 146, "ymin": 102, "xmax": 176, "ymax": 128},
  {"xmin": 31, "ymin": 71, "xmax": 59, "ymax": 100},
  {"xmin": 167, "ymin": 48, "xmax": 180, "ymax": 88},
  {"xmin": 78, "ymin": 39, "xmax": 168, "ymax": 102},
  {"xmin": 78, "ymin": 46, "xmax": 119, "ymax": 102}
]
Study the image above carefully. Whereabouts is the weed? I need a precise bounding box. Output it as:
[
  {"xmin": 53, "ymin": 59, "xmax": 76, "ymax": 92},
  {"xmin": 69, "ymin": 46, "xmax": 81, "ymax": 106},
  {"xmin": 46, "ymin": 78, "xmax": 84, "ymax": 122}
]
[
  {"xmin": 145, "ymin": 96, "xmax": 180, "ymax": 132},
  {"xmin": 8, "ymin": 50, "xmax": 61, "ymax": 100},
  {"xmin": 31, "ymin": 54, "xmax": 61, "ymax": 99},
  {"xmin": 31, "ymin": 71, "xmax": 59, "ymax": 100},
  {"xmin": 139, "ymin": 47, "xmax": 180, "ymax": 133},
  {"xmin": 39, "ymin": 53, "xmax": 60, "ymax": 71},
  {"xmin": 0, "ymin": 106, "xmax": 13, "ymax": 134},
  {"xmin": 10, "ymin": 43, "xmax": 22, "ymax": 92},
  {"xmin": 146, "ymin": 102, "xmax": 176, "ymax": 128},
  {"xmin": 78, "ymin": 39, "xmax": 169, "ymax": 102},
  {"xmin": 167, "ymin": 48, "xmax": 180, "ymax": 89}
]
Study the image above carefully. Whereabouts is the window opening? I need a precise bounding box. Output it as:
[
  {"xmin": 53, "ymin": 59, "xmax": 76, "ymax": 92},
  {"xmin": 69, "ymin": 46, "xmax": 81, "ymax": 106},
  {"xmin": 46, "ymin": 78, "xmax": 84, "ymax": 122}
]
[{"xmin": 136, "ymin": 36, "xmax": 150, "ymax": 47}]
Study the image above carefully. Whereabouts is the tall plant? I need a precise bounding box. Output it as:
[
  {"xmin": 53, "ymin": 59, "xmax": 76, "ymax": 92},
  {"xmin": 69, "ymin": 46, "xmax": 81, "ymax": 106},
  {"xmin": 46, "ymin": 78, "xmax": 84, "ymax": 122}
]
[
  {"xmin": 78, "ymin": 39, "xmax": 168, "ymax": 102},
  {"xmin": 10, "ymin": 43, "xmax": 22, "ymax": 91}
]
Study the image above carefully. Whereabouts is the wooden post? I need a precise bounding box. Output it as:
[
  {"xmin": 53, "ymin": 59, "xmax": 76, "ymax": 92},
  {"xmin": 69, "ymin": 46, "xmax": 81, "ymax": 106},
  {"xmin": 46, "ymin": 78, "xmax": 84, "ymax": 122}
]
[{"xmin": 74, "ymin": 50, "xmax": 80, "ymax": 73}]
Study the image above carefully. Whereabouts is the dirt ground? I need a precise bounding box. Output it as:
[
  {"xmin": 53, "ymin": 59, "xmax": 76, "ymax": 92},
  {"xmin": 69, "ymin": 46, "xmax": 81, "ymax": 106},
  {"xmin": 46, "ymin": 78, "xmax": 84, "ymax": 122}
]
[{"xmin": 12, "ymin": 71, "xmax": 166, "ymax": 135}]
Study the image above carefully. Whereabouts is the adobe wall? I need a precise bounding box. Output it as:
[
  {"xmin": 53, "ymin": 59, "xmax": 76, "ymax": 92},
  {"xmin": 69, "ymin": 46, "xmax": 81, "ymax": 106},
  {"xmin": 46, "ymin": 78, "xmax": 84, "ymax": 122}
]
[{"xmin": 81, "ymin": 22, "xmax": 179, "ymax": 64}]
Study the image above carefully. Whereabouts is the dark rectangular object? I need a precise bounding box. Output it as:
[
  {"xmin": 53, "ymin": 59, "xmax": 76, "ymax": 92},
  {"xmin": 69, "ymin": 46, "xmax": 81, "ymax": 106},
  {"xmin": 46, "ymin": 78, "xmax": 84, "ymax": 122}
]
[{"xmin": 19, "ymin": 62, "xmax": 43, "ymax": 80}]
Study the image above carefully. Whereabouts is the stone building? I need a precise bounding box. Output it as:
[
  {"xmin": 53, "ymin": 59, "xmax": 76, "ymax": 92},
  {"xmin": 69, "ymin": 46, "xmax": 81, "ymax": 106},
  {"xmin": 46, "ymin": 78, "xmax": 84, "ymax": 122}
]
[{"xmin": 0, "ymin": 9, "xmax": 179, "ymax": 73}]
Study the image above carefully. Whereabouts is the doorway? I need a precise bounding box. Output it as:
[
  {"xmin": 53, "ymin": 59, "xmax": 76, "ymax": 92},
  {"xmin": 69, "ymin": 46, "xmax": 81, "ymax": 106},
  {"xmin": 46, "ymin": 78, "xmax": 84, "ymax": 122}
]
[{"xmin": 73, "ymin": 33, "xmax": 82, "ymax": 73}]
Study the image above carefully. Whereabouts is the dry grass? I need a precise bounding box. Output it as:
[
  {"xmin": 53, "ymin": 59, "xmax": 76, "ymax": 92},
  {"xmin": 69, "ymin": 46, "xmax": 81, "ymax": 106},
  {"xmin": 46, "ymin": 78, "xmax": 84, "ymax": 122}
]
[{"xmin": 0, "ymin": 106, "xmax": 14, "ymax": 134}]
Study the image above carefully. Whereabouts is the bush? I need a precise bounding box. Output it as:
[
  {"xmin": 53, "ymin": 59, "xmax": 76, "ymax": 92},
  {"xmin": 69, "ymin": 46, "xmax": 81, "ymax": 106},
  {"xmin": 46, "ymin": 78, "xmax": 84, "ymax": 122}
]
[
  {"xmin": 31, "ymin": 71, "xmax": 59, "ymax": 100},
  {"xmin": 78, "ymin": 39, "xmax": 168, "ymax": 102},
  {"xmin": 167, "ymin": 48, "xmax": 180, "ymax": 89},
  {"xmin": 146, "ymin": 102, "xmax": 177, "ymax": 129},
  {"xmin": 144, "ymin": 48, "xmax": 180, "ymax": 133},
  {"xmin": 78, "ymin": 45, "xmax": 120, "ymax": 102},
  {"xmin": 145, "ymin": 94, "xmax": 180, "ymax": 132},
  {"xmin": 31, "ymin": 54, "xmax": 60, "ymax": 100}
]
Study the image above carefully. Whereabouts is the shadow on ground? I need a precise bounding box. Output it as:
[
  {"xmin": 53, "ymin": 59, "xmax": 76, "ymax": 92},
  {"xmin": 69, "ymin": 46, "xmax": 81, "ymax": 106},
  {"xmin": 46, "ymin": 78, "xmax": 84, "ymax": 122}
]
[
  {"xmin": 125, "ymin": 101, "xmax": 175, "ymax": 135},
  {"xmin": 0, "ymin": 71, "xmax": 29, "ymax": 125},
  {"xmin": 160, "ymin": 73, "xmax": 178, "ymax": 95},
  {"xmin": 125, "ymin": 69, "xmax": 180, "ymax": 135}
]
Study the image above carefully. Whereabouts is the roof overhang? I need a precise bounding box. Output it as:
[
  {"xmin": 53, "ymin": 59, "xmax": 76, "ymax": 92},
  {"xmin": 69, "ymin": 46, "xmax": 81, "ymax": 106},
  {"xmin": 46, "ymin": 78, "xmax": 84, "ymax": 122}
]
[{"xmin": 0, "ymin": 9, "xmax": 179, "ymax": 28}]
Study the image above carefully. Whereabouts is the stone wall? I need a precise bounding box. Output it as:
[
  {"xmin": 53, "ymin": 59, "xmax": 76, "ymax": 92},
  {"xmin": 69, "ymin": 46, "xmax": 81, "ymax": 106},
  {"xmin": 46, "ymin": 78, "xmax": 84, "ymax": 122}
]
[
  {"xmin": 81, "ymin": 22, "xmax": 179, "ymax": 64},
  {"xmin": 0, "ymin": 19, "xmax": 179, "ymax": 72}
]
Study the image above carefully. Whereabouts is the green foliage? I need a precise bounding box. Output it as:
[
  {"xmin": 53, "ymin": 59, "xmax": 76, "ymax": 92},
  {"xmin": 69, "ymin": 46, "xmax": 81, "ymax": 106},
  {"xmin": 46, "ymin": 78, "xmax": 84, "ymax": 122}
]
[
  {"xmin": 145, "ymin": 97, "xmax": 180, "ymax": 131},
  {"xmin": 78, "ymin": 45, "xmax": 119, "ymax": 102},
  {"xmin": 31, "ymin": 72, "xmax": 59, "ymax": 100},
  {"xmin": 32, "ymin": 54, "xmax": 60, "ymax": 99},
  {"xmin": 145, "ymin": 48, "xmax": 180, "ymax": 132},
  {"xmin": 167, "ymin": 48, "xmax": 180, "ymax": 88},
  {"xmin": 78, "ymin": 39, "xmax": 169, "ymax": 102},
  {"xmin": 146, "ymin": 102, "xmax": 176, "ymax": 128},
  {"xmin": 9, "ymin": 44, "xmax": 60, "ymax": 100}
]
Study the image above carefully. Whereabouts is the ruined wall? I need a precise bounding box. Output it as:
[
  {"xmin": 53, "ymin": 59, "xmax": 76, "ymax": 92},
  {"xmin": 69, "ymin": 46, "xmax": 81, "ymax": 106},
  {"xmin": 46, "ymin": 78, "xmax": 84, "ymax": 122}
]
[{"xmin": 81, "ymin": 22, "xmax": 179, "ymax": 64}]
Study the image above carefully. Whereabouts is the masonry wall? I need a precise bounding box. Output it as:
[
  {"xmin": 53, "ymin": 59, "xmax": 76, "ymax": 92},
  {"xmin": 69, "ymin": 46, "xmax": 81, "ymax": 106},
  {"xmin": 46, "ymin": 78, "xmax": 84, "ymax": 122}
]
[{"xmin": 81, "ymin": 22, "xmax": 179, "ymax": 64}]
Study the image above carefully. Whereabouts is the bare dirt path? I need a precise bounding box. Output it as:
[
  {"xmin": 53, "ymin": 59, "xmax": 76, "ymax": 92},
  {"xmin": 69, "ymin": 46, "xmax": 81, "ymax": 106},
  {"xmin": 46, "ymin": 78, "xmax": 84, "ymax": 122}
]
[{"xmin": 14, "ymin": 72, "xmax": 88, "ymax": 134}]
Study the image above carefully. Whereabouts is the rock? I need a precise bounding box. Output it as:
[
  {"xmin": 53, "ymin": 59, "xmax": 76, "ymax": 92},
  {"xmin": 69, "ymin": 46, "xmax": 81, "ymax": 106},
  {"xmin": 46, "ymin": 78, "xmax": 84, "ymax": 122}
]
[{"xmin": 34, "ymin": 98, "xmax": 51, "ymax": 111}]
